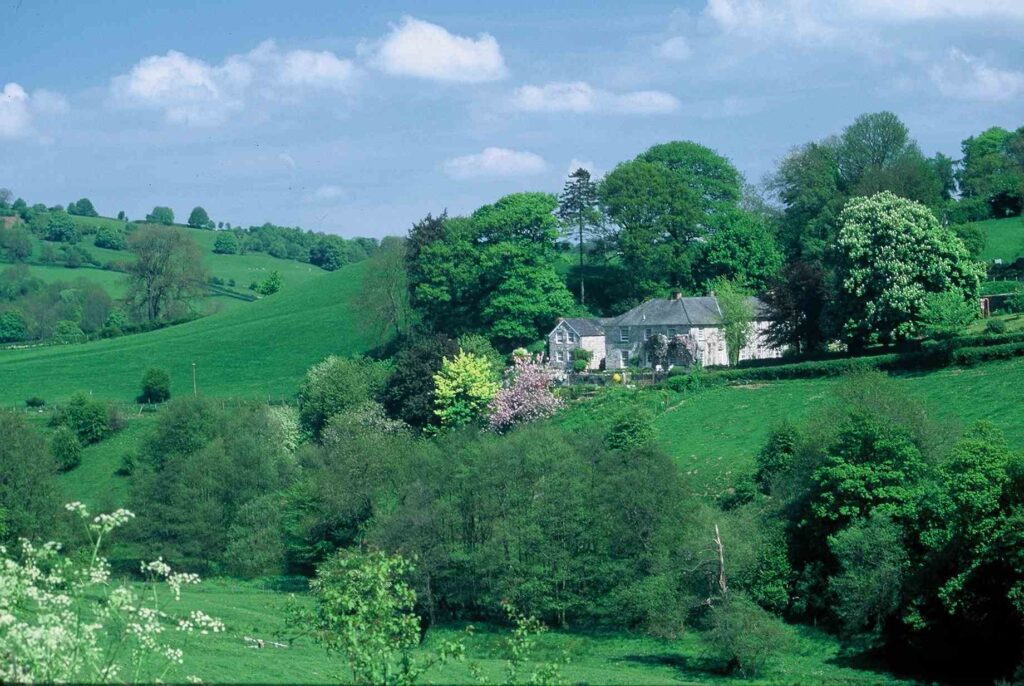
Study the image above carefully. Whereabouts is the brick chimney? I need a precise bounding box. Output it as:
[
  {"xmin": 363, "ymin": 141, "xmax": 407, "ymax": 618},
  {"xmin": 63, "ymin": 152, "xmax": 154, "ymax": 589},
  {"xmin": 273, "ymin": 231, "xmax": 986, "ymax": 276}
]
[{"xmin": 671, "ymin": 290, "xmax": 682, "ymax": 300}]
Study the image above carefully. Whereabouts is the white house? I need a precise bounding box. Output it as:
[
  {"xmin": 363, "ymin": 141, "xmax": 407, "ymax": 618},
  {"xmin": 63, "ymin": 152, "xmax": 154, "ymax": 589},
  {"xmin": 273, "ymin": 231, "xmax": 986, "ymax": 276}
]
[{"xmin": 547, "ymin": 292, "xmax": 782, "ymax": 370}]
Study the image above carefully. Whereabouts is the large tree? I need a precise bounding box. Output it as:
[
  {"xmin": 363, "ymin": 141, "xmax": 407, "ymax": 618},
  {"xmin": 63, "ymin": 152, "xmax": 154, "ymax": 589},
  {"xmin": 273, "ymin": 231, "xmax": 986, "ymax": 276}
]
[
  {"xmin": 556, "ymin": 168, "xmax": 601, "ymax": 305},
  {"xmin": 125, "ymin": 226, "xmax": 207, "ymax": 322},
  {"xmin": 187, "ymin": 206, "xmax": 214, "ymax": 229},
  {"xmin": 957, "ymin": 126, "xmax": 1024, "ymax": 218},
  {"xmin": 834, "ymin": 192, "xmax": 981, "ymax": 346},
  {"xmin": 355, "ymin": 235, "xmax": 415, "ymax": 342},
  {"xmin": 697, "ymin": 210, "xmax": 783, "ymax": 291},
  {"xmin": 145, "ymin": 206, "xmax": 175, "ymax": 225},
  {"xmin": 600, "ymin": 141, "xmax": 742, "ymax": 297}
]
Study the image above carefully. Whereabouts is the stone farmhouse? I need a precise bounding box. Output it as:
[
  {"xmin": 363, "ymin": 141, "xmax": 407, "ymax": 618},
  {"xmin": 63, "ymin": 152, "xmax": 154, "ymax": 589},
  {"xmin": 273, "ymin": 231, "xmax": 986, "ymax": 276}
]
[{"xmin": 548, "ymin": 292, "xmax": 782, "ymax": 370}]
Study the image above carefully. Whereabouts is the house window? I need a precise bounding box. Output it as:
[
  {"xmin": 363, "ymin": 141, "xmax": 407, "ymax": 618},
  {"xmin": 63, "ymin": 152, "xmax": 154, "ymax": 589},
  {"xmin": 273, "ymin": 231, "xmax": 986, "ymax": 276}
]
[
  {"xmin": 696, "ymin": 328, "xmax": 704, "ymax": 341},
  {"xmin": 556, "ymin": 350, "xmax": 565, "ymax": 362},
  {"xmin": 568, "ymin": 332, "xmax": 578, "ymax": 343},
  {"xmin": 555, "ymin": 330, "xmax": 565, "ymax": 343},
  {"xmin": 621, "ymin": 350, "xmax": 630, "ymax": 365},
  {"xmin": 619, "ymin": 327, "xmax": 630, "ymax": 342},
  {"xmin": 644, "ymin": 328, "xmax": 652, "ymax": 341}
]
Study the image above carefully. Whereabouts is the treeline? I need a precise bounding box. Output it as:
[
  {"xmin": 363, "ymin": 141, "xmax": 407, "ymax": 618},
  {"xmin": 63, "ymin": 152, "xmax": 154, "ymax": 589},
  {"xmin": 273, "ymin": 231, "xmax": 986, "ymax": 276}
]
[{"xmin": 0, "ymin": 191, "xmax": 377, "ymax": 273}]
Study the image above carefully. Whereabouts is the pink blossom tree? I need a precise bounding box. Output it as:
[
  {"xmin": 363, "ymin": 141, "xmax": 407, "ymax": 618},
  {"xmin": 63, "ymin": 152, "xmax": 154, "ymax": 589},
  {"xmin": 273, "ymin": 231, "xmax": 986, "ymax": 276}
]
[{"xmin": 488, "ymin": 354, "xmax": 562, "ymax": 432}]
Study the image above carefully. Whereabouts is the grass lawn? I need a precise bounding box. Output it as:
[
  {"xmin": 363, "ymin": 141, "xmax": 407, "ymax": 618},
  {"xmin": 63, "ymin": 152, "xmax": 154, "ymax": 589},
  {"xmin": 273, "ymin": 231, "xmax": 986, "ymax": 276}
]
[
  {"xmin": 976, "ymin": 216, "xmax": 1024, "ymax": 262},
  {"xmin": 0, "ymin": 260, "xmax": 376, "ymax": 405},
  {"xmin": 137, "ymin": 579, "xmax": 909, "ymax": 685}
]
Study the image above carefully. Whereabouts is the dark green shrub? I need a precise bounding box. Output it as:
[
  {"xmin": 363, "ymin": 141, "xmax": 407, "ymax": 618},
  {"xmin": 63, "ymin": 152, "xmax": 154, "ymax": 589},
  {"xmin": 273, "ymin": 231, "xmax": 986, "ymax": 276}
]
[
  {"xmin": 116, "ymin": 451, "xmax": 136, "ymax": 476},
  {"xmin": 139, "ymin": 367, "xmax": 171, "ymax": 404},
  {"xmin": 986, "ymin": 318, "xmax": 1008, "ymax": 335},
  {"xmin": 25, "ymin": 397, "xmax": 45, "ymax": 408},
  {"xmin": 51, "ymin": 392, "xmax": 110, "ymax": 445},
  {"xmin": 604, "ymin": 407, "xmax": 655, "ymax": 452},
  {"xmin": 572, "ymin": 358, "xmax": 588, "ymax": 372},
  {"xmin": 50, "ymin": 426, "xmax": 82, "ymax": 472},
  {"xmin": 754, "ymin": 422, "xmax": 800, "ymax": 493}
]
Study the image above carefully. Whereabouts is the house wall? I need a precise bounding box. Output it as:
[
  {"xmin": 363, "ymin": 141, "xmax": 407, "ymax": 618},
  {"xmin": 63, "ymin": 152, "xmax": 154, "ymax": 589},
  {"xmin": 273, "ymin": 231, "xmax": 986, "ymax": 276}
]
[
  {"xmin": 605, "ymin": 321, "xmax": 778, "ymax": 369},
  {"xmin": 547, "ymin": 322, "xmax": 604, "ymax": 370}
]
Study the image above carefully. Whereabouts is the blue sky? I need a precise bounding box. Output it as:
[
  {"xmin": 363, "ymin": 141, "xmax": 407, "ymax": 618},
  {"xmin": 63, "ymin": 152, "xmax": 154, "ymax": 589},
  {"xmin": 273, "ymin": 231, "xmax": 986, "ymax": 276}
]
[{"xmin": 2, "ymin": 0, "xmax": 1022, "ymax": 237}]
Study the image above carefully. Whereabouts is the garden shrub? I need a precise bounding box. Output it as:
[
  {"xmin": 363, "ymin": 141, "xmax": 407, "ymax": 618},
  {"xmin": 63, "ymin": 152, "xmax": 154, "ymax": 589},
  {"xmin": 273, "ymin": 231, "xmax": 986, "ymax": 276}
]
[
  {"xmin": 986, "ymin": 318, "xmax": 1008, "ymax": 335},
  {"xmin": 25, "ymin": 396, "xmax": 45, "ymax": 408},
  {"xmin": 51, "ymin": 392, "xmax": 111, "ymax": 445},
  {"xmin": 704, "ymin": 593, "xmax": 786, "ymax": 677}
]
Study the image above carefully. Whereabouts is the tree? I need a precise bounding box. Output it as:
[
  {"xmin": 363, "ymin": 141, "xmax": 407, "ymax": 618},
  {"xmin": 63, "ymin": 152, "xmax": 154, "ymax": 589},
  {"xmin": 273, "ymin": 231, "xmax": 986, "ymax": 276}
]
[
  {"xmin": 836, "ymin": 111, "xmax": 913, "ymax": 189},
  {"xmin": 45, "ymin": 211, "xmax": 80, "ymax": 243},
  {"xmin": 0, "ymin": 310, "xmax": 27, "ymax": 342},
  {"xmin": 50, "ymin": 426, "xmax": 82, "ymax": 472},
  {"xmin": 187, "ymin": 206, "xmax": 214, "ymax": 229},
  {"xmin": 256, "ymin": 270, "xmax": 282, "ymax": 295},
  {"xmin": 383, "ymin": 332, "xmax": 459, "ymax": 429},
  {"xmin": 600, "ymin": 141, "xmax": 743, "ymax": 297},
  {"xmin": 310, "ymin": 240, "xmax": 344, "ymax": 270},
  {"xmin": 957, "ymin": 126, "xmax": 1024, "ymax": 218},
  {"xmin": 356, "ymin": 236, "xmax": 414, "ymax": 342},
  {"xmin": 556, "ymin": 167, "xmax": 601, "ymax": 304},
  {"xmin": 487, "ymin": 354, "xmax": 562, "ymax": 432},
  {"xmin": 697, "ymin": 210, "xmax": 783, "ymax": 291},
  {"xmin": 762, "ymin": 261, "xmax": 829, "ymax": 355},
  {"xmin": 1, "ymin": 226, "xmax": 32, "ymax": 261},
  {"xmin": 93, "ymin": 226, "xmax": 126, "ymax": 250},
  {"xmin": 714, "ymin": 279, "xmax": 755, "ymax": 366},
  {"xmin": 0, "ymin": 414, "xmax": 60, "ymax": 545},
  {"xmin": 433, "ymin": 350, "xmax": 500, "ymax": 428},
  {"xmin": 139, "ymin": 367, "xmax": 171, "ymax": 403},
  {"xmin": 125, "ymin": 226, "xmax": 207, "ymax": 322},
  {"xmin": 52, "ymin": 392, "xmax": 110, "ymax": 445},
  {"xmin": 834, "ymin": 192, "xmax": 981, "ymax": 346},
  {"xmin": 67, "ymin": 198, "xmax": 98, "ymax": 217},
  {"xmin": 298, "ymin": 356, "xmax": 391, "ymax": 436},
  {"xmin": 212, "ymin": 232, "xmax": 238, "ymax": 254},
  {"xmin": 145, "ymin": 206, "xmax": 175, "ymax": 225},
  {"xmin": 919, "ymin": 290, "xmax": 978, "ymax": 339}
]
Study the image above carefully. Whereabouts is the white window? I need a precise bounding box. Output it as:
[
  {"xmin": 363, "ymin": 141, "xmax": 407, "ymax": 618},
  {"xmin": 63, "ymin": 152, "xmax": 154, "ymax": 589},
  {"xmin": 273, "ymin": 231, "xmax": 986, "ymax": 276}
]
[
  {"xmin": 621, "ymin": 350, "xmax": 630, "ymax": 365},
  {"xmin": 696, "ymin": 328, "xmax": 705, "ymax": 341},
  {"xmin": 619, "ymin": 327, "xmax": 630, "ymax": 342},
  {"xmin": 555, "ymin": 330, "xmax": 565, "ymax": 343},
  {"xmin": 644, "ymin": 328, "xmax": 652, "ymax": 341},
  {"xmin": 568, "ymin": 332, "xmax": 577, "ymax": 343},
  {"xmin": 556, "ymin": 350, "xmax": 565, "ymax": 362}
]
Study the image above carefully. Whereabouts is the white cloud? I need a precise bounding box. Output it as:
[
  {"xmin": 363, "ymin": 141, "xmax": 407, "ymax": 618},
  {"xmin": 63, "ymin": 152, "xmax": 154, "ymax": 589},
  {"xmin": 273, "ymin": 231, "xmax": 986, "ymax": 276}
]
[
  {"xmin": 703, "ymin": 0, "xmax": 840, "ymax": 47},
  {"xmin": 364, "ymin": 16, "xmax": 507, "ymax": 83},
  {"xmin": 442, "ymin": 147, "xmax": 546, "ymax": 180},
  {"xmin": 851, "ymin": 0, "xmax": 1024, "ymax": 22},
  {"xmin": 111, "ymin": 40, "xmax": 358, "ymax": 126},
  {"xmin": 655, "ymin": 36, "xmax": 692, "ymax": 61},
  {"xmin": 512, "ymin": 81, "xmax": 680, "ymax": 115},
  {"xmin": 278, "ymin": 152, "xmax": 297, "ymax": 170},
  {"xmin": 566, "ymin": 158, "xmax": 602, "ymax": 179},
  {"xmin": 0, "ymin": 82, "xmax": 69, "ymax": 139},
  {"xmin": 929, "ymin": 48, "xmax": 1024, "ymax": 102}
]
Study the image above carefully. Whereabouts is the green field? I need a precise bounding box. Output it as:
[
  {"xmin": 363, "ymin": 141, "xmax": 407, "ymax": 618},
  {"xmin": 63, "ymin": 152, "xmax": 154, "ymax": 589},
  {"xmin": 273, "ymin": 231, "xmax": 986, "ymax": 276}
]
[
  {"xmin": 0, "ymin": 260, "xmax": 375, "ymax": 405},
  {"xmin": 977, "ymin": 215, "xmax": 1024, "ymax": 262},
  {"xmin": 655, "ymin": 357, "xmax": 1024, "ymax": 498},
  {"xmin": 105, "ymin": 578, "xmax": 904, "ymax": 685}
]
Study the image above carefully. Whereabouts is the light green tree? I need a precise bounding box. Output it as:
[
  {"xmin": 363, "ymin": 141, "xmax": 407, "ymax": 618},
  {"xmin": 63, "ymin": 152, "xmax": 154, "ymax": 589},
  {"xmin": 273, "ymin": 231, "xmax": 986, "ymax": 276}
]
[
  {"xmin": 433, "ymin": 350, "xmax": 500, "ymax": 428},
  {"xmin": 713, "ymin": 279, "xmax": 755, "ymax": 366}
]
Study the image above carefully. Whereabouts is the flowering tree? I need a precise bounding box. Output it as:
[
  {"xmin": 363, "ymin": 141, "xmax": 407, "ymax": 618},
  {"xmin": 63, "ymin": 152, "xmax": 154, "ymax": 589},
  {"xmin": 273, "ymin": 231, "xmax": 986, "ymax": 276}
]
[
  {"xmin": 643, "ymin": 334, "xmax": 669, "ymax": 368},
  {"xmin": 667, "ymin": 334, "xmax": 699, "ymax": 367},
  {"xmin": 488, "ymin": 354, "xmax": 562, "ymax": 432},
  {"xmin": 433, "ymin": 350, "xmax": 500, "ymax": 428},
  {"xmin": 0, "ymin": 502, "xmax": 223, "ymax": 684}
]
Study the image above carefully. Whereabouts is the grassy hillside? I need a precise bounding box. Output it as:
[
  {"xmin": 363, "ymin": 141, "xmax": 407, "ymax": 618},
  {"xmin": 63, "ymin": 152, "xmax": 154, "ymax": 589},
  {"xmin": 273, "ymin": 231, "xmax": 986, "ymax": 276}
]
[
  {"xmin": 655, "ymin": 357, "xmax": 1024, "ymax": 498},
  {"xmin": 3, "ymin": 218, "xmax": 329, "ymax": 296},
  {"xmin": 0, "ymin": 260, "xmax": 375, "ymax": 405},
  {"xmin": 977, "ymin": 215, "xmax": 1024, "ymax": 262}
]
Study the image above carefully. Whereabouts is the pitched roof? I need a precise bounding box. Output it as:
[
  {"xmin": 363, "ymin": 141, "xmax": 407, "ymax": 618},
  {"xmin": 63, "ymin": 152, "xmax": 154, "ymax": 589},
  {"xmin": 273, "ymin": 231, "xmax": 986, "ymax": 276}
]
[
  {"xmin": 611, "ymin": 296, "xmax": 769, "ymax": 328},
  {"xmin": 558, "ymin": 317, "xmax": 605, "ymax": 337}
]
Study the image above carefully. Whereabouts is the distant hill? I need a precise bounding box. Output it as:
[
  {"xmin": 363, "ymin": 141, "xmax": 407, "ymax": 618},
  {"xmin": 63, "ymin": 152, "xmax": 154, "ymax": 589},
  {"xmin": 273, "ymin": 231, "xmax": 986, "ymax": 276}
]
[{"xmin": 0, "ymin": 259, "xmax": 375, "ymax": 404}]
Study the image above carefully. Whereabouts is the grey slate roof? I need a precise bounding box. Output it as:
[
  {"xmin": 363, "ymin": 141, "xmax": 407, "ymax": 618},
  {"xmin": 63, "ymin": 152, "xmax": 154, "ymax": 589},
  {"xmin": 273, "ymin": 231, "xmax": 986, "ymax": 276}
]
[
  {"xmin": 551, "ymin": 297, "xmax": 770, "ymax": 337},
  {"xmin": 559, "ymin": 317, "xmax": 605, "ymax": 337}
]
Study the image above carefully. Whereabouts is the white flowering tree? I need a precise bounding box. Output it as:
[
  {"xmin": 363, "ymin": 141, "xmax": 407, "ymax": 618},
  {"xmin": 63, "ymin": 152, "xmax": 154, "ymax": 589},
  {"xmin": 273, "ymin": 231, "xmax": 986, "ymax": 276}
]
[
  {"xmin": 0, "ymin": 502, "xmax": 223, "ymax": 684},
  {"xmin": 835, "ymin": 191, "xmax": 981, "ymax": 346},
  {"xmin": 488, "ymin": 354, "xmax": 562, "ymax": 432}
]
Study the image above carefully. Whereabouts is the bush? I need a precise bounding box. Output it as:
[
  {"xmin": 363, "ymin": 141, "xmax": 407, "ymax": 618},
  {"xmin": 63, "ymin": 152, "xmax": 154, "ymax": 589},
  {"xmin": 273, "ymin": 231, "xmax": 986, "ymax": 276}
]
[
  {"xmin": 25, "ymin": 396, "xmax": 45, "ymax": 408},
  {"xmin": 50, "ymin": 426, "xmax": 82, "ymax": 472},
  {"xmin": 704, "ymin": 594, "xmax": 786, "ymax": 677},
  {"xmin": 987, "ymin": 318, "xmax": 1008, "ymax": 335},
  {"xmin": 139, "ymin": 367, "xmax": 171, "ymax": 404},
  {"xmin": 51, "ymin": 392, "xmax": 111, "ymax": 445},
  {"xmin": 94, "ymin": 227, "xmax": 126, "ymax": 250},
  {"xmin": 298, "ymin": 356, "xmax": 391, "ymax": 436}
]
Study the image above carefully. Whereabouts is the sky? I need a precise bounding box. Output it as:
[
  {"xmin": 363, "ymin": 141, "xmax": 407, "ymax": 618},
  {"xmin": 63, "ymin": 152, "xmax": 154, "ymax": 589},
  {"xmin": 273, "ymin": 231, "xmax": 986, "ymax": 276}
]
[{"xmin": 1, "ymin": 0, "xmax": 1022, "ymax": 238}]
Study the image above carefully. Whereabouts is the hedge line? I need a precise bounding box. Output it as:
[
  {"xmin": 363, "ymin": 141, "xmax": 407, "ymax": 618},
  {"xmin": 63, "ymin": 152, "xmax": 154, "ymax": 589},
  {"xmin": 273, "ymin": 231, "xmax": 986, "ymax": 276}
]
[{"xmin": 662, "ymin": 339, "xmax": 1024, "ymax": 389}]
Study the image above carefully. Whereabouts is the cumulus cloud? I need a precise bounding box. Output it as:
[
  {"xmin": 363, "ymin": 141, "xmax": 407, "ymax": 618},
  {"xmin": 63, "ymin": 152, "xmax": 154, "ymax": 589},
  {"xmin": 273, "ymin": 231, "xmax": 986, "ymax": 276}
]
[
  {"xmin": 512, "ymin": 81, "xmax": 680, "ymax": 115},
  {"xmin": 442, "ymin": 147, "xmax": 546, "ymax": 180},
  {"xmin": 929, "ymin": 48, "xmax": 1024, "ymax": 102},
  {"xmin": 111, "ymin": 40, "xmax": 358, "ymax": 126},
  {"xmin": 655, "ymin": 36, "xmax": 692, "ymax": 61},
  {"xmin": 0, "ymin": 82, "xmax": 68, "ymax": 139},
  {"xmin": 851, "ymin": 0, "xmax": 1024, "ymax": 22},
  {"xmin": 364, "ymin": 16, "xmax": 507, "ymax": 83}
]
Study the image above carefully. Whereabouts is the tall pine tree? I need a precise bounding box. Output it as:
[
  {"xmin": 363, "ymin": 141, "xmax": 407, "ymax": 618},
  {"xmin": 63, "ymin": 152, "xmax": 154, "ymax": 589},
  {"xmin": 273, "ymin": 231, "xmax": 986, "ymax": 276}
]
[{"xmin": 556, "ymin": 168, "xmax": 601, "ymax": 305}]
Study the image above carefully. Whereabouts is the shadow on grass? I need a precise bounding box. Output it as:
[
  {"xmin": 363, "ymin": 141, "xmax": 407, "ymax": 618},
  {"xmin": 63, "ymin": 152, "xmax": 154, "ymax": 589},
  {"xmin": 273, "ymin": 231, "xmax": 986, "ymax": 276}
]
[{"xmin": 614, "ymin": 653, "xmax": 723, "ymax": 678}]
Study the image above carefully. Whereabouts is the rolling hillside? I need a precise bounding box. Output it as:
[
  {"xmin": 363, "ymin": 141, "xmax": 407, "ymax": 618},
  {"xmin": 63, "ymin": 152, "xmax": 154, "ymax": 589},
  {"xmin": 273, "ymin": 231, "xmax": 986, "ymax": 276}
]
[
  {"xmin": 977, "ymin": 215, "xmax": 1024, "ymax": 262},
  {"xmin": 0, "ymin": 259, "xmax": 375, "ymax": 405}
]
